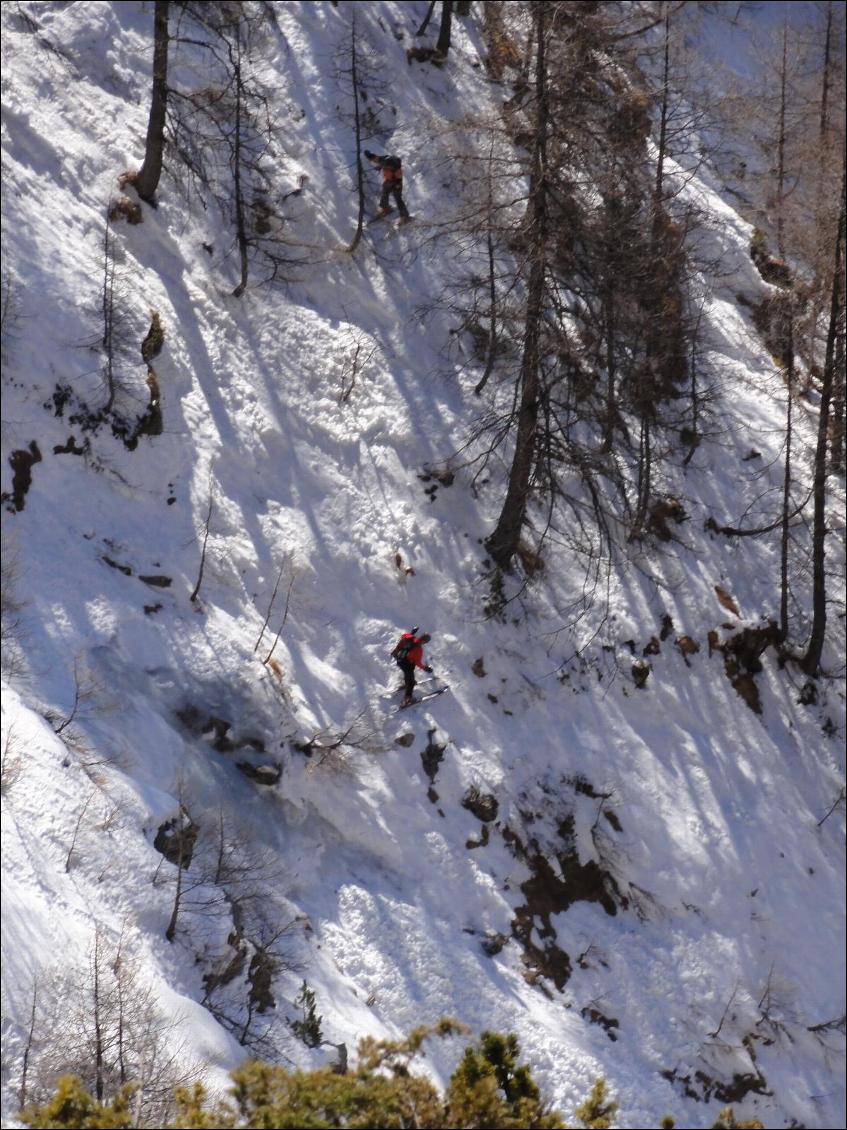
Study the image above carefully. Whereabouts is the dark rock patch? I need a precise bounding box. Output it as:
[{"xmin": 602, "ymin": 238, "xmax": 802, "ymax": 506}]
[
  {"xmin": 481, "ymin": 931, "xmax": 509, "ymax": 956},
  {"xmin": 420, "ymin": 727, "xmax": 447, "ymax": 785},
  {"xmin": 581, "ymin": 1006, "xmax": 620, "ymax": 1041},
  {"xmin": 102, "ymin": 555, "xmax": 133, "ymax": 575},
  {"xmin": 632, "ymin": 660, "xmax": 651, "ymax": 688},
  {"xmin": 502, "ymin": 818, "xmax": 626, "ymax": 992},
  {"xmin": 649, "ymin": 497, "xmax": 686, "ymax": 541},
  {"xmin": 661, "ymin": 1064, "xmax": 770, "ymax": 1105},
  {"xmin": 466, "ymin": 824, "xmax": 490, "ymax": 850},
  {"xmin": 53, "ymin": 435, "xmax": 88, "ymax": 455},
  {"xmin": 675, "ymin": 635, "xmax": 701, "ymax": 665},
  {"xmin": 237, "ymin": 762, "xmax": 282, "ymax": 786},
  {"xmin": 462, "ymin": 786, "xmax": 498, "ymax": 823},
  {"xmin": 6, "ymin": 441, "xmax": 42, "ymax": 511},
  {"xmin": 154, "ymin": 810, "xmax": 198, "ymax": 868}
]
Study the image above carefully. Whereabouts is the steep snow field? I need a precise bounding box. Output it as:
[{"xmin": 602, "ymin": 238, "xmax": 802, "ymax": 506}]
[{"xmin": 1, "ymin": 3, "xmax": 844, "ymax": 1128}]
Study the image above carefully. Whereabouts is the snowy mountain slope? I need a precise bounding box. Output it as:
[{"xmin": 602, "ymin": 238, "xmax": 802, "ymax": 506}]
[{"xmin": 1, "ymin": 3, "xmax": 845, "ymax": 1128}]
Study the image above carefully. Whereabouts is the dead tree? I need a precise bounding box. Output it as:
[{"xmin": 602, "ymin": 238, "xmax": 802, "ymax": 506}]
[
  {"xmin": 133, "ymin": 0, "xmax": 170, "ymax": 204},
  {"xmin": 802, "ymin": 153, "xmax": 845, "ymax": 675},
  {"xmin": 436, "ymin": 1, "xmax": 454, "ymax": 58},
  {"xmin": 486, "ymin": 1, "xmax": 549, "ymax": 571}
]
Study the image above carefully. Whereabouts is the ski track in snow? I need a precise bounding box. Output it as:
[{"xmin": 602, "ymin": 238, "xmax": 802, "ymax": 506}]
[{"xmin": 1, "ymin": 3, "xmax": 845, "ymax": 1128}]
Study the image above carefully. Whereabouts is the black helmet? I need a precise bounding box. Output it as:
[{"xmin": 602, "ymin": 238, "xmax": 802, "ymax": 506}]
[{"xmin": 410, "ymin": 625, "xmax": 419, "ymax": 634}]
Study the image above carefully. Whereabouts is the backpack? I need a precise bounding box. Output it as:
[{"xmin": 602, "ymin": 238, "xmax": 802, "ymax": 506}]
[
  {"xmin": 382, "ymin": 155, "xmax": 402, "ymax": 182},
  {"xmin": 392, "ymin": 634, "xmax": 414, "ymax": 663}
]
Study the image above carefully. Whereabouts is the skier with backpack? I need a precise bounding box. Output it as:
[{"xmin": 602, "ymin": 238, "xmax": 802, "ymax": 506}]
[
  {"xmin": 364, "ymin": 150, "xmax": 412, "ymax": 224},
  {"xmin": 391, "ymin": 626, "xmax": 433, "ymax": 706}
]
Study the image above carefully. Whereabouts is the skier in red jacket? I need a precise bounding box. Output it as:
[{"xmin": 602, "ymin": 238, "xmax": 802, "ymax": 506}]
[
  {"xmin": 364, "ymin": 150, "xmax": 412, "ymax": 222},
  {"xmin": 391, "ymin": 626, "xmax": 432, "ymax": 705}
]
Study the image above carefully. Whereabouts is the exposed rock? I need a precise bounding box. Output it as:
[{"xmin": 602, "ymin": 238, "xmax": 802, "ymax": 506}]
[
  {"xmin": 471, "ymin": 657, "xmax": 486, "ymax": 677},
  {"xmin": 6, "ymin": 441, "xmax": 42, "ymax": 511},
  {"xmin": 108, "ymin": 195, "xmax": 143, "ymax": 224},
  {"xmin": 462, "ymin": 786, "xmax": 499, "ymax": 823},
  {"xmin": 581, "ymin": 1006, "xmax": 620, "ymax": 1041},
  {"xmin": 632, "ymin": 660, "xmax": 651, "ymax": 688},
  {"xmin": 237, "ymin": 762, "xmax": 282, "ymax": 786},
  {"xmin": 798, "ymin": 681, "xmax": 818, "ymax": 706},
  {"xmin": 420, "ymin": 727, "xmax": 447, "ymax": 784},
  {"xmin": 154, "ymin": 809, "xmax": 198, "ymax": 868},
  {"xmin": 649, "ymin": 498, "xmax": 686, "ymax": 540},
  {"xmin": 502, "ymin": 818, "xmax": 625, "ymax": 992},
  {"xmin": 604, "ymin": 809, "xmax": 623, "ymax": 833},
  {"xmin": 53, "ymin": 435, "xmax": 87, "ymax": 455},
  {"xmin": 726, "ymin": 668, "xmax": 762, "ymax": 714},
  {"xmin": 723, "ymin": 622, "xmax": 780, "ymax": 674},
  {"xmin": 466, "ymin": 824, "xmax": 490, "ymax": 850},
  {"xmin": 481, "ymin": 931, "xmax": 509, "ymax": 956},
  {"xmin": 675, "ymin": 635, "xmax": 701, "ymax": 666},
  {"xmin": 394, "ymin": 732, "xmax": 415, "ymax": 748},
  {"xmin": 139, "ymin": 574, "xmax": 172, "ymax": 588},
  {"xmin": 715, "ymin": 585, "xmax": 741, "ymax": 616},
  {"xmin": 102, "ymin": 555, "xmax": 132, "ymax": 575},
  {"xmin": 642, "ymin": 636, "xmax": 661, "ymax": 656},
  {"xmin": 662, "ymin": 1062, "xmax": 770, "ymax": 1105}
]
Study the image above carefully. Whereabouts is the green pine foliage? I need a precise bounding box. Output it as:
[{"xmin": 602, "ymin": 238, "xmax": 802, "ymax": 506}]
[
  {"xmin": 21, "ymin": 1075, "xmax": 134, "ymax": 1129},
  {"xmin": 572, "ymin": 1078, "xmax": 618, "ymax": 1128},
  {"xmin": 711, "ymin": 1109, "xmax": 764, "ymax": 1130},
  {"xmin": 19, "ymin": 1026, "xmax": 763, "ymax": 1130}
]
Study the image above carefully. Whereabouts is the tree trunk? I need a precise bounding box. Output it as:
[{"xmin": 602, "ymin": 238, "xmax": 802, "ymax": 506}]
[
  {"xmin": 486, "ymin": 2, "xmax": 548, "ymax": 571},
  {"xmin": 802, "ymin": 157, "xmax": 845, "ymax": 675},
  {"xmin": 92, "ymin": 931, "xmax": 105, "ymax": 1102},
  {"xmin": 436, "ymin": 0, "xmax": 454, "ymax": 57},
  {"xmin": 778, "ymin": 300, "xmax": 795, "ymax": 643},
  {"xmin": 475, "ymin": 144, "xmax": 499, "ymax": 396},
  {"xmin": 231, "ymin": 25, "xmax": 249, "ymax": 298},
  {"xmin": 776, "ymin": 21, "xmax": 788, "ymax": 260},
  {"xmin": 819, "ymin": 0, "xmax": 833, "ymax": 143},
  {"xmin": 601, "ymin": 274, "xmax": 617, "ymax": 452},
  {"xmin": 654, "ymin": 4, "xmax": 670, "ymax": 209},
  {"xmin": 832, "ymin": 296, "xmax": 845, "ymax": 471},
  {"xmin": 346, "ymin": 13, "xmax": 366, "ymax": 254},
  {"xmin": 416, "ymin": 0, "xmax": 437, "ymax": 36},
  {"xmin": 134, "ymin": 0, "xmax": 169, "ymax": 204}
]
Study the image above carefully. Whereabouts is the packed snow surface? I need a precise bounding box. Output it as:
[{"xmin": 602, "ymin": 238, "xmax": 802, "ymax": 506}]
[{"xmin": 1, "ymin": 3, "xmax": 844, "ymax": 1128}]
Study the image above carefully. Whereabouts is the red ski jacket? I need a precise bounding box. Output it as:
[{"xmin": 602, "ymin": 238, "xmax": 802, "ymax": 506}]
[{"xmin": 392, "ymin": 633, "xmax": 427, "ymax": 669}]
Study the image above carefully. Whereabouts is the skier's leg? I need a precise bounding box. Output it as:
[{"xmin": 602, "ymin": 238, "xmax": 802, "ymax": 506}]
[
  {"xmin": 393, "ymin": 184, "xmax": 410, "ymax": 219},
  {"xmin": 401, "ymin": 661, "xmax": 415, "ymax": 704},
  {"xmin": 378, "ymin": 184, "xmax": 393, "ymax": 215}
]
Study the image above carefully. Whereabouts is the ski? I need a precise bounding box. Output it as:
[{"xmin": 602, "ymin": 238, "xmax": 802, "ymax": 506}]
[
  {"xmin": 367, "ymin": 211, "xmax": 415, "ymax": 230},
  {"xmin": 398, "ymin": 685, "xmax": 449, "ymax": 711}
]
